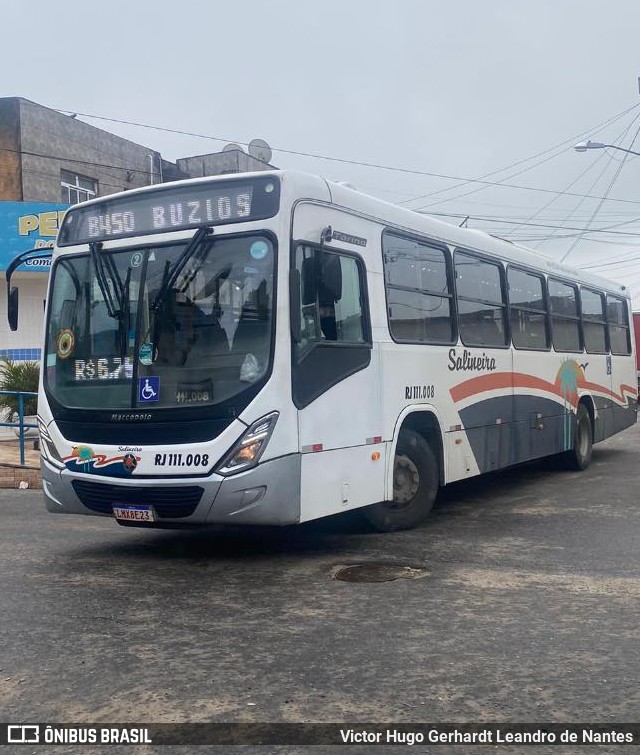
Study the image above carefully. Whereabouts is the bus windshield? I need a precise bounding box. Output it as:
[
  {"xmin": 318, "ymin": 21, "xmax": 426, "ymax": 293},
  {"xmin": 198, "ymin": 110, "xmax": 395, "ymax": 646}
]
[{"xmin": 44, "ymin": 234, "xmax": 275, "ymax": 411}]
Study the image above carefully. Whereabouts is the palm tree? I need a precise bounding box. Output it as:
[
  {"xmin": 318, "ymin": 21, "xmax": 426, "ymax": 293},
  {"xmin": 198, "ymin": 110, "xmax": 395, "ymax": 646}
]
[{"xmin": 0, "ymin": 357, "xmax": 39, "ymax": 420}]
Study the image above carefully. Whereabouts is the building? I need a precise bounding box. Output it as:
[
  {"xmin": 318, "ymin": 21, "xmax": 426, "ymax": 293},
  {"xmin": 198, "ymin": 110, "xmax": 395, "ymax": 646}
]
[{"xmin": 0, "ymin": 97, "xmax": 275, "ymax": 362}]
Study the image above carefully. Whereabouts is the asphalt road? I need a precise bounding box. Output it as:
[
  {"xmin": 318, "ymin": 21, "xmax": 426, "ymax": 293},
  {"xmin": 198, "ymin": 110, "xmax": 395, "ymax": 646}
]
[{"xmin": 1, "ymin": 424, "xmax": 640, "ymax": 754}]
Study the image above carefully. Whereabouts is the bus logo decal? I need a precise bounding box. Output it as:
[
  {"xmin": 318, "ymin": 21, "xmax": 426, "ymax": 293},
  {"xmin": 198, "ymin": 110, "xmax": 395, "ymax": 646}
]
[
  {"xmin": 62, "ymin": 446, "xmax": 142, "ymax": 477},
  {"xmin": 450, "ymin": 362, "xmax": 637, "ymax": 410},
  {"xmin": 122, "ymin": 453, "xmax": 138, "ymax": 472},
  {"xmin": 448, "ymin": 348, "xmax": 497, "ymax": 372},
  {"xmin": 331, "ymin": 230, "xmax": 367, "ymax": 247}
]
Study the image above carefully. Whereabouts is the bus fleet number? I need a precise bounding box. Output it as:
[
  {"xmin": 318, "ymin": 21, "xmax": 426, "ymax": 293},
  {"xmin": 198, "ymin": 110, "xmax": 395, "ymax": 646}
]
[
  {"xmin": 405, "ymin": 384, "xmax": 435, "ymax": 400},
  {"xmin": 154, "ymin": 453, "xmax": 209, "ymax": 467}
]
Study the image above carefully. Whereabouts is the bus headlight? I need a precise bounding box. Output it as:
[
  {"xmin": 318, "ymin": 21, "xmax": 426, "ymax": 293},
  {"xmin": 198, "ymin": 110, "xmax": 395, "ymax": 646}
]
[{"xmin": 215, "ymin": 412, "xmax": 279, "ymax": 476}]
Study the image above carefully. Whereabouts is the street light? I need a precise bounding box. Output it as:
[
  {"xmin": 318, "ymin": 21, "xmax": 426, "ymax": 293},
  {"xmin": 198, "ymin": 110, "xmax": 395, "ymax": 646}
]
[{"xmin": 574, "ymin": 140, "xmax": 640, "ymax": 157}]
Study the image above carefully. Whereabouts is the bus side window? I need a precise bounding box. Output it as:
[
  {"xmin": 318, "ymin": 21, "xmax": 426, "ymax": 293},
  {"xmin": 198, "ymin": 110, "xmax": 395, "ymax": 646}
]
[
  {"xmin": 607, "ymin": 294, "xmax": 632, "ymax": 356},
  {"xmin": 383, "ymin": 231, "xmax": 455, "ymax": 344},
  {"xmin": 455, "ymin": 251, "xmax": 508, "ymax": 348},
  {"xmin": 549, "ymin": 279, "xmax": 581, "ymax": 353},
  {"xmin": 581, "ymin": 288, "xmax": 607, "ymax": 354},
  {"xmin": 508, "ymin": 268, "xmax": 549, "ymax": 350}
]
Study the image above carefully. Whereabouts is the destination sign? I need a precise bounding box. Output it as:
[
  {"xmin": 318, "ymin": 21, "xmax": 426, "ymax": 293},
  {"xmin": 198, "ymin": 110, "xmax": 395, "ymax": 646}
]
[{"xmin": 57, "ymin": 175, "xmax": 280, "ymax": 246}]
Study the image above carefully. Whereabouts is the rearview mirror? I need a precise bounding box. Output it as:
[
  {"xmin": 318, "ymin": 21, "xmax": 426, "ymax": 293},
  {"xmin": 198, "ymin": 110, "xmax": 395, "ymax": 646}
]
[
  {"xmin": 301, "ymin": 256, "xmax": 317, "ymax": 306},
  {"xmin": 289, "ymin": 269, "xmax": 302, "ymax": 343},
  {"xmin": 8, "ymin": 286, "xmax": 19, "ymax": 331},
  {"xmin": 5, "ymin": 247, "xmax": 53, "ymax": 331},
  {"xmin": 319, "ymin": 253, "xmax": 342, "ymax": 303}
]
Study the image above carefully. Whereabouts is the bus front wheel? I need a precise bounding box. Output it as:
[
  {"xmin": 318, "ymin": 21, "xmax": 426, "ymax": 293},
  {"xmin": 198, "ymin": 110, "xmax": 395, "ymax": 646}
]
[
  {"xmin": 363, "ymin": 429, "xmax": 439, "ymax": 532},
  {"xmin": 564, "ymin": 403, "xmax": 593, "ymax": 471}
]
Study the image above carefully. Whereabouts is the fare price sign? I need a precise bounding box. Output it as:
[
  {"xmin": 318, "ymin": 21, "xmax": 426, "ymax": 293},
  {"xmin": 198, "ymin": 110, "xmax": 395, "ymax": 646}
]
[{"xmin": 58, "ymin": 176, "xmax": 280, "ymax": 246}]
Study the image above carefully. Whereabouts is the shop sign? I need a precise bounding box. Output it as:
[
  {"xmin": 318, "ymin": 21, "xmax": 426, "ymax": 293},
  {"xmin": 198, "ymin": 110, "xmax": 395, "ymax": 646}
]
[{"xmin": 0, "ymin": 201, "xmax": 68, "ymax": 272}]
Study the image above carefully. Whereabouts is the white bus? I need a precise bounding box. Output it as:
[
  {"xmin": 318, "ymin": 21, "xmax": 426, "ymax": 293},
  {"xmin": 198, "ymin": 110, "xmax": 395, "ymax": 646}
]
[{"xmin": 7, "ymin": 171, "xmax": 637, "ymax": 531}]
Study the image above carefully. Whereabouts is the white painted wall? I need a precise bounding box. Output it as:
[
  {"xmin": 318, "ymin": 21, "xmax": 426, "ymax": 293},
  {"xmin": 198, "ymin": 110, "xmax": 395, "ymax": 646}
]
[
  {"xmin": 0, "ymin": 272, "xmax": 48, "ymax": 355},
  {"xmin": 0, "ymin": 273, "xmax": 46, "ymax": 437}
]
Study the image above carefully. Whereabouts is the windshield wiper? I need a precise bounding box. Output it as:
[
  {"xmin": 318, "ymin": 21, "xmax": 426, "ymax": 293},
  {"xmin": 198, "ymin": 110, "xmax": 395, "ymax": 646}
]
[
  {"xmin": 118, "ymin": 266, "xmax": 132, "ymax": 358},
  {"xmin": 89, "ymin": 242, "xmax": 132, "ymax": 358},
  {"xmin": 89, "ymin": 242, "xmax": 118, "ymax": 318},
  {"xmin": 103, "ymin": 251, "xmax": 125, "ymax": 309},
  {"xmin": 151, "ymin": 226, "xmax": 211, "ymax": 312}
]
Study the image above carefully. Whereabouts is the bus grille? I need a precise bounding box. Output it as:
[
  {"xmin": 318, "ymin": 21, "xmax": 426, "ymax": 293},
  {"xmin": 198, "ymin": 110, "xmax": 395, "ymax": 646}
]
[{"xmin": 71, "ymin": 480, "xmax": 204, "ymax": 519}]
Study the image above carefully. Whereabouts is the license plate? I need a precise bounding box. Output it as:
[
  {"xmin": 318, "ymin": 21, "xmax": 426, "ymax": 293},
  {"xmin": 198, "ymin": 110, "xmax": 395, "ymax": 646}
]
[{"xmin": 112, "ymin": 504, "xmax": 156, "ymax": 523}]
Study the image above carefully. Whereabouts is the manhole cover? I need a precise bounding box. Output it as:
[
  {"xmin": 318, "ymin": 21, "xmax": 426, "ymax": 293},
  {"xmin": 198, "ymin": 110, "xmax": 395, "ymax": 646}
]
[{"xmin": 332, "ymin": 563, "xmax": 428, "ymax": 583}]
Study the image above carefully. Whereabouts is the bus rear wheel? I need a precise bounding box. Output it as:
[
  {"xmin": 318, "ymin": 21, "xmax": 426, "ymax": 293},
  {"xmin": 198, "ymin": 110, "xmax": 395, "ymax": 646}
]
[
  {"xmin": 564, "ymin": 403, "xmax": 593, "ymax": 471},
  {"xmin": 363, "ymin": 429, "xmax": 439, "ymax": 532}
]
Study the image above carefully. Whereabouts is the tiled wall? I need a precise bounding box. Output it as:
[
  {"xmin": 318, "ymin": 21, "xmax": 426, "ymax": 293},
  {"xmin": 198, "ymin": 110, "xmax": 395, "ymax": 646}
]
[
  {"xmin": 0, "ymin": 273, "xmax": 47, "ymax": 360},
  {"xmin": 0, "ymin": 348, "xmax": 41, "ymax": 361}
]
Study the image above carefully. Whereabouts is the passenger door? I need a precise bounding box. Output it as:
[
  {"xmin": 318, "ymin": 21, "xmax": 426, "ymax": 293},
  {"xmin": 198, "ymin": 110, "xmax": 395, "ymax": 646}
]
[{"xmin": 291, "ymin": 241, "xmax": 383, "ymax": 518}]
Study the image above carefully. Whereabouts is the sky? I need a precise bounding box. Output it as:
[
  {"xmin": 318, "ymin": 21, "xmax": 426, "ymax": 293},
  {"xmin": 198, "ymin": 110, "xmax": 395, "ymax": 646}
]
[{"xmin": 5, "ymin": 0, "xmax": 640, "ymax": 302}]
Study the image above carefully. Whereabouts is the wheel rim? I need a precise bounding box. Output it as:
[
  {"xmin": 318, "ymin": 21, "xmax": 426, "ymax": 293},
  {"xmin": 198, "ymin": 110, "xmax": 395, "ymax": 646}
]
[{"xmin": 390, "ymin": 453, "xmax": 420, "ymax": 509}]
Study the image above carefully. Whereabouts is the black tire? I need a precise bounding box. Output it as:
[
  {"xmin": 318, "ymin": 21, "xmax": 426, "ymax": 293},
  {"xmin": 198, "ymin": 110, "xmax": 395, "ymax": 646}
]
[
  {"xmin": 363, "ymin": 429, "xmax": 439, "ymax": 532},
  {"xmin": 564, "ymin": 403, "xmax": 593, "ymax": 471}
]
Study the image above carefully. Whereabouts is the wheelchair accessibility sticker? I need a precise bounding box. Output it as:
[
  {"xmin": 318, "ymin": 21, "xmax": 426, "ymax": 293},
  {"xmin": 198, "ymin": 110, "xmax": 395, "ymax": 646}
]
[{"xmin": 138, "ymin": 376, "xmax": 160, "ymax": 403}]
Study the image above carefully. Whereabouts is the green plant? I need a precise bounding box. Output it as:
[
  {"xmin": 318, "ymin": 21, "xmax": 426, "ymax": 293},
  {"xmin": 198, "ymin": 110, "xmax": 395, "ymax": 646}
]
[{"xmin": 0, "ymin": 357, "xmax": 39, "ymax": 419}]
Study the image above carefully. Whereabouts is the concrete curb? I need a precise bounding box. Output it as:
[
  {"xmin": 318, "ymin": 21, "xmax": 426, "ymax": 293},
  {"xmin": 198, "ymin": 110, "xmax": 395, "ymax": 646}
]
[{"xmin": 0, "ymin": 465, "xmax": 42, "ymax": 489}]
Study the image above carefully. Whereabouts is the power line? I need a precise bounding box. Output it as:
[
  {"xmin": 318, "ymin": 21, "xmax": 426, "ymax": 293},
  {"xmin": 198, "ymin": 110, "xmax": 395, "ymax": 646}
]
[
  {"xmin": 559, "ymin": 119, "xmax": 640, "ymax": 261},
  {"xmin": 425, "ymin": 210, "xmax": 640, "ymax": 236},
  {"xmin": 7, "ymin": 160, "xmax": 640, "ymax": 249},
  {"xmin": 0, "ymin": 146, "xmax": 155, "ymax": 179},
  {"xmin": 405, "ymin": 102, "xmax": 640, "ymax": 210},
  {"xmin": 6, "ymin": 139, "xmax": 640, "ymax": 212},
  {"xmin": 509, "ymin": 148, "xmax": 615, "ymax": 242},
  {"xmin": 482, "ymin": 235, "xmax": 637, "ymax": 246},
  {"xmin": 0, "ymin": 163, "xmax": 131, "ymax": 193},
  {"xmin": 45, "ymin": 106, "xmax": 640, "ymax": 208},
  {"xmin": 512, "ymin": 233, "xmax": 640, "ymax": 244},
  {"xmin": 519, "ymin": 109, "xmax": 640, "ymax": 246},
  {"xmin": 335, "ymin": 180, "xmax": 640, "ymax": 217},
  {"xmin": 584, "ymin": 253, "xmax": 640, "ymax": 270},
  {"xmin": 23, "ymin": 120, "xmax": 162, "ymax": 172}
]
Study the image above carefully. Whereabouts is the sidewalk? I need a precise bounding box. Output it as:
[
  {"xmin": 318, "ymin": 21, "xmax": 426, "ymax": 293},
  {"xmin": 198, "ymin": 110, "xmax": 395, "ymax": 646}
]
[{"xmin": 0, "ymin": 437, "xmax": 42, "ymax": 489}]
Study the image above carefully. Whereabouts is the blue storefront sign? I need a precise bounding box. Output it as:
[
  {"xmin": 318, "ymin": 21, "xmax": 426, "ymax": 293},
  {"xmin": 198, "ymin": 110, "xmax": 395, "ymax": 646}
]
[{"xmin": 0, "ymin": 201, "xmax": 68, "ymax": 272}]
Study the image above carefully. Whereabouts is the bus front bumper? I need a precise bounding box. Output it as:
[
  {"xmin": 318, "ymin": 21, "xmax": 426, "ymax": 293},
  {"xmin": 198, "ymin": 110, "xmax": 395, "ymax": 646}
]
[{"xmin": 41, "ymin": 454, "xmax": 301, "ymax": 527}]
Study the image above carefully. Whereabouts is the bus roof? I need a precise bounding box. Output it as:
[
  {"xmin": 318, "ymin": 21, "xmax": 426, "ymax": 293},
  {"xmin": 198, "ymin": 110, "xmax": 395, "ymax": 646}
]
[
  {"xmin": 63, "ymin": 169, "xmax": 629, "ymax": 298},
  {"xmin": 319, "ymin": 175, "xmax": 629, "ymax": 298}
]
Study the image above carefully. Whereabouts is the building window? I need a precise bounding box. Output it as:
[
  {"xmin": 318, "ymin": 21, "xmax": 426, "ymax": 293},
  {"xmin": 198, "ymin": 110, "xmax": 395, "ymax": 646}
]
[
  {"xmin": 382, "ymin": 231, "xmax": 455, "ymax": 344},
  {"xmin": 60, "ymin": 170, "xmax": 97, "ymax": 204}
]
